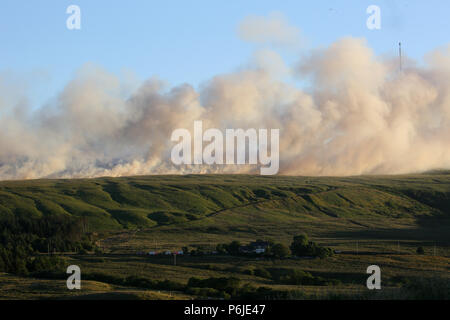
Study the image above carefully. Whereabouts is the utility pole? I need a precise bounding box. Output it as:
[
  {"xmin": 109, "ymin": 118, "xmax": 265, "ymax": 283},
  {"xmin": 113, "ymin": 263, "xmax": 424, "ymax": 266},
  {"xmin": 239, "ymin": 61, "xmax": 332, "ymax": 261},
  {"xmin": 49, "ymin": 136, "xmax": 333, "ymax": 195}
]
[{"xmin": 173, "ymin": 253, "xmax": 177, "ymax": 266}]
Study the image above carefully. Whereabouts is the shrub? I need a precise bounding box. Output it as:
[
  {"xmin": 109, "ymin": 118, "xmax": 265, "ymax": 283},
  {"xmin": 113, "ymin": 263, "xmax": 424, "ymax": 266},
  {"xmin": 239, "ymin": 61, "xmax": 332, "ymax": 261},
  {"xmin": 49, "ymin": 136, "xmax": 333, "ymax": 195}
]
[
  {"xmin": 186, "ymin": 287, "xmax": 228, "ymax": 299},
  {"xmin": 187, "ymin": 277, "xmax": 241, "ymax": 296},
  {"xmin": 216, "ymin": 244, "xmax": 227, "ymax": 254},
  {"xmin": 227, "ymin": 241, "xmax": 241, "ymax": 255},
  {"xmin": 28, "ymin": 255, "xmax": 66, "ymax": 273},
  {"xmin": 236, "ymin": 284, "xmax": 305, "ymax": 300},
  {"xmin": 254, "ymin": 268, "xmax": 271, "ymax": 278},
  {"xmin": 403, "ymin": 277, "xmax": 450, "ymax": 299},
  {"xmin": 78, "ymin": 247, "xmax": 88, "ymax": 255},
  {"xmin": 270, "ymin": 243, "xmax": 290, "ymax": 259},
  {"xmin": 243, "ymin": 267, "xmax": 255, "ymax": 275},
  {"xmin": 290, "ymin": 234, "xmax": 333, "ymax": 258}
]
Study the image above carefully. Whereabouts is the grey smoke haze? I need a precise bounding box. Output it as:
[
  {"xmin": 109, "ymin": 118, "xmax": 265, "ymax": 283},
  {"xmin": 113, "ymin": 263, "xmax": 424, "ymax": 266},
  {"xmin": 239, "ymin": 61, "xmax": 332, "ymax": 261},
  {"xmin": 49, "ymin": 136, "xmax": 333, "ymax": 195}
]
[{"xmin": 0, "ymin": 37, "xmax": 449, "ymax": 180}]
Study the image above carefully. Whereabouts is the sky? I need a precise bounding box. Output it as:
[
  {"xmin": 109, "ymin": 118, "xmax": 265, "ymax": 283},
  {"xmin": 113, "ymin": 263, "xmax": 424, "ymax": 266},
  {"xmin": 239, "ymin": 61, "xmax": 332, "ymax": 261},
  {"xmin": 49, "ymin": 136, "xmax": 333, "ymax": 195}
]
[
  {"xmin": 0, "ymin": 1, "xmax": 450, "ymax": 179},
  {"xmin": 0, "ymin": 0, "xmax": 449, "ymax": 109}
]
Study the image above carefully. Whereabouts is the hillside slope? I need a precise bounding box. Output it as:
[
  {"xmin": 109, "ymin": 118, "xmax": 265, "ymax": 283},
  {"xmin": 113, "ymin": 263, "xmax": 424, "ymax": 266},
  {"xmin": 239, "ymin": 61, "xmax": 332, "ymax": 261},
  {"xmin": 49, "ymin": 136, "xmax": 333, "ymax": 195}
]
[{"xmin": 1, "ymin": 173, "xmax": 450, "ymax": 231}]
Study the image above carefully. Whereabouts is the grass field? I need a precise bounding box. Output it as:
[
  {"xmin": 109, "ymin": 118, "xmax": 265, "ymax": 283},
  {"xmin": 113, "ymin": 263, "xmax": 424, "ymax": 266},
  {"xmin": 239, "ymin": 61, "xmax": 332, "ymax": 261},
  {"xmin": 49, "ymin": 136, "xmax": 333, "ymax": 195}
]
[
  {"xmin": 0, "ymin": 273, "xmax": 192, "ymax": 300},
  {"xmin": 1, "ymin": 173, "xmax": 449, "ymax": 299}
]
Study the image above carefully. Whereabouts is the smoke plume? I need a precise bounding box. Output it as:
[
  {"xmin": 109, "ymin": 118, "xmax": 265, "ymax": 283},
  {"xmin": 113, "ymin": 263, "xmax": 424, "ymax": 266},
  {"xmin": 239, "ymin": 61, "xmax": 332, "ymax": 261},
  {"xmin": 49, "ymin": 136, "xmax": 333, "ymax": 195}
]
[{"xmin": 0, "ymin": 37, "xmax": 449, "ymax": 179}]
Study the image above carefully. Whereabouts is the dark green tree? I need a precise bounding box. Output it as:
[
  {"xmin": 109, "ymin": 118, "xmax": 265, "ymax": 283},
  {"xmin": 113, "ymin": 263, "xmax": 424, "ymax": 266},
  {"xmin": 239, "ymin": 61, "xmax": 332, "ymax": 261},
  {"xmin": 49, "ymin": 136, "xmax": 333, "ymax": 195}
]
[
  {"xmin": 290, "ymin": 234, "xmax": 333, "ymax": 258},
  {"xmin": 226, "ymin": 241, "xmax": 241, "ymax": 255},
  {"xmin": 271, "ymin": 243, "xmax": 290, "ymax": 259}
]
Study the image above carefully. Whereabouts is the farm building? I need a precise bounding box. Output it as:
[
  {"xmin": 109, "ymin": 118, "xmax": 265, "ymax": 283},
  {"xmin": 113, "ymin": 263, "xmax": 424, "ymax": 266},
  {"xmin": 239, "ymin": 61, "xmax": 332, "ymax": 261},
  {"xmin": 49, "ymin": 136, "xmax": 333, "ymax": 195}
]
[{"xmin": 239, "ymin": 241, "xmax": 270, "ymax": 254}]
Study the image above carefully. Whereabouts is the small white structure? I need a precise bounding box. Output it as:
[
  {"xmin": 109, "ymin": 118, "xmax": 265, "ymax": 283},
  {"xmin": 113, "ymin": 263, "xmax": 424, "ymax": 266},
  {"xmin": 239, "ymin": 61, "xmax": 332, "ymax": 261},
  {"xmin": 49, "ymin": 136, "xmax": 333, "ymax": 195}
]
[
  {"xmin": 164, "ymin": 251, "xmax": 172, "ymax": 255},
  {"xmin": 148, "ymin": 251, "xmax": 156, "ymax": 255}
]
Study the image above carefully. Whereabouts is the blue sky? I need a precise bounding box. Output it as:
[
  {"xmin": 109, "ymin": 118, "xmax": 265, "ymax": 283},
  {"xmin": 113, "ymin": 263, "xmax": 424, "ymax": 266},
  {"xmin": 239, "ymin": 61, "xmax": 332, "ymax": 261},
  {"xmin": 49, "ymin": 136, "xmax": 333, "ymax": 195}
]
[{"xmin": 0, "ymin": 0, "xmax": 448, "ymax": 108}]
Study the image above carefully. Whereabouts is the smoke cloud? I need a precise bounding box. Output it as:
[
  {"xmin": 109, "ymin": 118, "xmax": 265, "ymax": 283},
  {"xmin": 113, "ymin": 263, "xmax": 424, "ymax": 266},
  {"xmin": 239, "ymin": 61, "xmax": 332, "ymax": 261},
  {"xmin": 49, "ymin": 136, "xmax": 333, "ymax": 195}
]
[
  {"xmin": 237, "ymin": 12, "xmax": 302, "ymax": 47},
  {"xmin": 0, "ymin": 37, "xmax": 449, "ymax": 179}
]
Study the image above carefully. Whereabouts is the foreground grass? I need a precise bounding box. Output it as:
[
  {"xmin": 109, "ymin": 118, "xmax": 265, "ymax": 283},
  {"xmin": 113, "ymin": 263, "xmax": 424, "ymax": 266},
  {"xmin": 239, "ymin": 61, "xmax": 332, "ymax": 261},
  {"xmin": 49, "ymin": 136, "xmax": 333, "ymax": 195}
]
[
  {"xmin": 2, "ymin": 249, "xmax": 448, "ymax": 300},
  {"xmin": 0, "ymin": 273, "xmax": 192, "ymax": 300}
]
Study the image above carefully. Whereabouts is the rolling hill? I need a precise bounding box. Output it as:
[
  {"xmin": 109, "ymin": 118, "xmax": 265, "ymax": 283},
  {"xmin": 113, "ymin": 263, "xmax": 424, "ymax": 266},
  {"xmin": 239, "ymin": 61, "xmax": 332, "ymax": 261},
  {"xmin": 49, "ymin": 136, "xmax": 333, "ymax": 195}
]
[{"xmin": 1, "ymin": 173, "xmax": 450, "ymax": 235}]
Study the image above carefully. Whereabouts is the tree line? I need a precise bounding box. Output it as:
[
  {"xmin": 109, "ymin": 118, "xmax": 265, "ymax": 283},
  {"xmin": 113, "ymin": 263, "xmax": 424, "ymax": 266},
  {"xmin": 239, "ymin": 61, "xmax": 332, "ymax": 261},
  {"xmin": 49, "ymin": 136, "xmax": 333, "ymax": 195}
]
[
  {"xmin": 0, "ymin": 214, "xmax": 95, "ymax": 275},
  {"xmin": 214, "ymin": 234, "xmax": 333, "ymax": 259}
]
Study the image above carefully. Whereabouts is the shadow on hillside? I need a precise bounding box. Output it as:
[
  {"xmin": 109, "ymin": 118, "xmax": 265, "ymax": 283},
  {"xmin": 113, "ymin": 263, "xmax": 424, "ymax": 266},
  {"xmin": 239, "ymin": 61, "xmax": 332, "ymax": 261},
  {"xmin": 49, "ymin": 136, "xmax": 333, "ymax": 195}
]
[{"xmin": 324, "ymin": 217, "xmax": 450, "ymax": 243}]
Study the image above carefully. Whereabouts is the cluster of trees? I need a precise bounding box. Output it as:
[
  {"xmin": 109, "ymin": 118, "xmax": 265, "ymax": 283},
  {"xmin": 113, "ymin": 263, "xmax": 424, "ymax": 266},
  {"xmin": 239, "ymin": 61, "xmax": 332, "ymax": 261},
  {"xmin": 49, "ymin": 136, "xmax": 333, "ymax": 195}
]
[
  {"xmin": 0, "ymin": 246, "xmax": 68, "ymax": 276},
  {"xmin": 215, "ymin": 240, "xmax": 290, "ymax": 258},
  {"xmin": 182, "ymin": 246, "xmax": 212, "ymax": 256},
  {"xmin": 289, "ymin": 234, "xmax": 334, "ymax": 258},
  {"xmin": 243, "ymin": 266, "xmax": 340, "ymax": 286},
  {"xmin": 216, "ymin": 241, "xmax": 241, "ymax": 255},
  {"xmin": 243, "ymin": 267, "xmax": 272, "ymax": 278},
  {"xmin": 215, "ymin": 234, "xmax": 333, "ymax": 259},
  {"xmin": 268, "ymin": 243, "xmax": 290, "ymax": 259},
  {"xmin": 0, "ymin": 215, "xmax": 96, "ymax": 275}
]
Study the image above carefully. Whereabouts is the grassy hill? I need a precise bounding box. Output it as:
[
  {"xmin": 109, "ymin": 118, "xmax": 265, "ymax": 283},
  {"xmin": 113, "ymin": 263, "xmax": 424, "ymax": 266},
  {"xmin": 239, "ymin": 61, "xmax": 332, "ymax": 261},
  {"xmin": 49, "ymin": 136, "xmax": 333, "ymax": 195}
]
[
  {"xmin": 1, "ymin": 172, "xmax": 450, "ymax": 255},
  {"xmin": 1, "ymin": 173, "xmax": 450, "ymax": 232}
]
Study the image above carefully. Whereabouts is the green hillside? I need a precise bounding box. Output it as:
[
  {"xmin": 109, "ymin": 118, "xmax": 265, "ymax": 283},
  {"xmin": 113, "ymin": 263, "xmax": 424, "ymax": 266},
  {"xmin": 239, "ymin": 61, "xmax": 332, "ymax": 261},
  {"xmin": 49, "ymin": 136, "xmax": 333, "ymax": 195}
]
[{"xmin": 1, "ymin": 173, "xmax": 450, "ymax": 232}]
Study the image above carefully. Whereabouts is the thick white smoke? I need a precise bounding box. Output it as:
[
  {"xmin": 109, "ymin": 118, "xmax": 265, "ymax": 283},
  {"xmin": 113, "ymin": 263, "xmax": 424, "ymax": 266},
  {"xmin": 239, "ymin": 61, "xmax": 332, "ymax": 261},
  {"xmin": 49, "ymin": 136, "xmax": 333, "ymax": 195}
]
[{"xmin": 0, "ymin": 37, "xmax": 449, "ymax": 179}]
